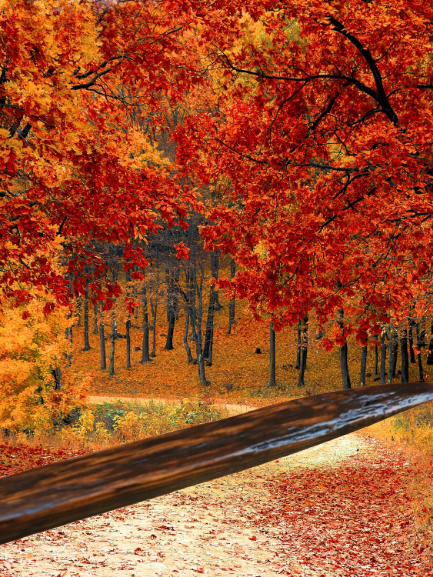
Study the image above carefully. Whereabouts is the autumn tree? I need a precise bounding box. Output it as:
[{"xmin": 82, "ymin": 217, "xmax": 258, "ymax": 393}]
[
  {"xmin": 175, "ymin": 0, "xmax": 433, "ymax": 376},
  {"xmin": 0, "ymin": 0, "xmax": 200, "ymax": 312}
]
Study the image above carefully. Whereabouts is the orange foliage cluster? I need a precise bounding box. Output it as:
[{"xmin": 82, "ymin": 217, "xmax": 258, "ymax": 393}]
[{"xmin": 0, "ymin": 295, "xmax": 89, "ymax": 432}]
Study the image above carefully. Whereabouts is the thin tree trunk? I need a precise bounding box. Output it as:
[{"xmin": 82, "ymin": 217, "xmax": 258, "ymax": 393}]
[
  {"xmin": 297, "ymin": 315, "xmax": 308, "ymax": 387},
  {"xmin": 194, "ymin": 298, "xmax": 208, "ymax": 386},
  {"xmin": 192, "ymin": 265, "xmax": 209, "ymax": 386},
  {"xmin": 416, "ymin": 322, "xmax": 425, "ymax": 382},
  {"xmin": 52, "ymin": 367, "xmax": 62, "ymax": 391},
  {"xmin": 427, "ymin": 327, "xmax": 433, "ymax": 365},
  {"xmin": 140, "ymin": 283, "xmax": 151, "ymax": 363},
  {"xmin": 380, "ymin": 332, "xmax": 387, "ymax": 385},
  {"xmin": 83, "ymin": 274, "xmax": 91, "ymax": 351},
  {"xmin": 206, "ymin": 318, "xmax": 214, "ymax": 366},
  {"xmin": 400, "ymin": 329, "xmax": 409, "ymax": 383},
  {"xmin": 374, "ymin": 339, "xmax": 379, "ymax": 376},
  {"xmin": 269, "ymin": 323, "xmax": 276, "ymax": 387},
  {"xmin": 227, "ymin": 258, "xmax": 236, "ymax": 335},
  {"xmin": 65, "ymin": 273, "xmax": 73, "ymax": 367},
  {"xmin": 388, "ymin": 329, "xmax": 398, "ymax": 382},
  {"xmin": 190, "ymin": 319, "xmax": 197, "ymax": 342},
  {"xmin": 76, "ymin": 297, "xmax": 82, "ymax": 326},
  {"xmin": 295, "ymin": 322, "xmax": 301, "ymax": 370},
  {"xmin": 150, "ymin": 299, "xmax": 157, "ymax": 357},
  {"xmin": 204, "ymin": 276, "xmax": 217, "ymax": 361},
  {"xmin": 340, "ymin": 341, "xmax": 351, "ymax": 389},
  {"xmin": 109, "ymin": 313, "xmax": 116, "ymax": 376},
  {"xmin": 388, "ymin": 328, "xmax": 398, "ymax": 384},
  {"xmin": 126, "ymin": 320, "xmax": 131, "ymax": 369},
  {"xmin": 183, "ymin": 311, "xmax": 194, "ymax": 364},
  {"xmin": 409, "ymin": 320, "xmax": 416, "ymax": 363},
  {"xmin": 93, "ymin": 303, "xmax": 99, "ymax": 335},
  {"xmin": 164, "ymin": 266, "xmax": 177, "ymax": 351},
  {"xmin": 359, "ymin": 346, "xmax": 367, "ymax": 387},
  {"xmin": 338, "ymin": 309, "xmax": 351, "ymax": 389},
  {"xmin": 99, "ymin": 320, "xmax": 106, "ymax": 370},
  {"xmin": 211, "ymin": 251, "xmax": 222, "ymax": 311},
  {"xmin": 165, "ymin": 309, "xmax": 175, "ymax": 350},
  {"xmin": 108, "ymin": 250, "xmax": 119, "ymax": 375}
]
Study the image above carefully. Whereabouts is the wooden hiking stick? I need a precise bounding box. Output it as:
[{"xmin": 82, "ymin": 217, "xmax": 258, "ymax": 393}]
[{"xmin": 1, "ymin": 381, "xmax": 433, "ymax": 544}]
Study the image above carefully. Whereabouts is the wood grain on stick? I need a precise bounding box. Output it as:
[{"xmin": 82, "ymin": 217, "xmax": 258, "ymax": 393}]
[{"xmin": 1, "ymin": 381, "xmax": 433, "ymax": 544}]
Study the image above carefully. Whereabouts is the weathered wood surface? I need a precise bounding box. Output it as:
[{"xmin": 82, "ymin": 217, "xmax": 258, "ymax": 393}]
[{"xmin": 1, "ymin": 382, "xmax": 433, "ymax": 544}]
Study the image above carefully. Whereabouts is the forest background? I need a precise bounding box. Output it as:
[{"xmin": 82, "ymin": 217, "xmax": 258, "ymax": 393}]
[{"xmin": 1, "ymin": 0, "xmax": 433, "ymax": 549}]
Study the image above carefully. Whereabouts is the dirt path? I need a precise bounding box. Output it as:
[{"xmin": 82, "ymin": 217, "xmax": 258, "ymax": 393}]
[
  {"xmin": 87, "ymin": 394, "xmax": 253, "ymax": 416},
  {"xmin": 1, "ymin": 429, "xmax": 430, "ymax": 577}
]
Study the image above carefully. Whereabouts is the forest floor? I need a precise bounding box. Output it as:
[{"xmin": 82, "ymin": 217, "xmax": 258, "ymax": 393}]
[{"xmin": 1, "ymin": 419, "xmax": 431, "ymax": 576}]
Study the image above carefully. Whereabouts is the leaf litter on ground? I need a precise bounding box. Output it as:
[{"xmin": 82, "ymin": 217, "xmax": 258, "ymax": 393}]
[{"xmin": 0, "ymin": 432, "xmax": 432, "ymax": 576}]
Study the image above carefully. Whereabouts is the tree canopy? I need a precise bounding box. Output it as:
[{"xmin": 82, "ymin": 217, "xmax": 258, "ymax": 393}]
[{"xmin": 2, "ymin": 0, "xmax": 433, "ymax": 346}]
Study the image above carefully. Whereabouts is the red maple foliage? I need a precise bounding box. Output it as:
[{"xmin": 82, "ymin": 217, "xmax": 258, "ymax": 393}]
[{"xmin": 175, "ymin": 0, "xmax": 433, "ymax": 342}]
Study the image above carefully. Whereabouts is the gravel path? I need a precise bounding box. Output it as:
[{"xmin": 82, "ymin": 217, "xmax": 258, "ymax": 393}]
[
  {"xmin": 87, "ymin": 395, "xmax": 252, "ymax": 416},
  {"xmin": 0, "ymin": 401, "xmax": 430, "ymax": 576}
]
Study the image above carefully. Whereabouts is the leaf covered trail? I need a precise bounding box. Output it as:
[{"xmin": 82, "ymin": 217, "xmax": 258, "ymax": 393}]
[{"xmin": 0, "ymin": 433, "xmax": 431, "ymax": 576}]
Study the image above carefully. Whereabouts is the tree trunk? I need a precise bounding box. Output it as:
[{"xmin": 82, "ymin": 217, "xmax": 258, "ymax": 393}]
[
  {"xmin": 52, "ymin": 367, "xmax": 61, "ymax": 391},
  {"xmin": 295, "ymin": 322, "xmax": 301, "ymax": 370},
  {"xmin": 359, "ymin": 346, "xmax": 367, "ymax": 387},
  {"xmin": 150, "ymin": 298, "xmax": 157, "ymax": 357},
  {"xmin": 387, "ymin": 329, "xmax": 394, "ymax": 383},
  {"xmin": 126, "ymin": 320, "xmax": 131, "ymax": 369},
  {"xmin": 165, "ymin": 309, "xmax": 175, "ymax": 350},
  {"xmin": 409, "ymin": 320, "xmax": 416, "ymax": 363},
  {"xmin": 164, "ymin": 268, "xmax": 176, "ymax": 351},
  {"xmin": 211, "ymin": 251, "xmax": 222, "ymax": 311},
  {"xmin": 76, "ymin": 297, "xmax": 82, "ymax": 326},
  {"xmin": 297, "ymin": 315, "xmax": 308, "ymax": 387},
  {"xmin": 416, "ymin": 322, "xmax": 425, "ymax": 382},
  {"xmin": 93, "ymin": 303, "xmax": 99, "ymax": 335},
  {"xmin": 269, "ymin": 323, "xmax": 276, "ymax": 387},
  {"xmin": 206, "ymin": 318, "xmax": 214, "ymax": 366},
  {"xmin": 109, "ymin": 313, "xmax": 116, "ymax": 376},
  {"xmin": 194, "ymin": 300, "xmax": 208, "ymax": 386},
  {"xmin": 227, "ymin": 258, "xmax": 236, "ymax": 335},
  {"xmin": 340, "ymin": 341, "xmax": 351, "ymax": 389},
  {"xmin": 204, "ymin": 278, "xmax": 217, "ymax": 362},
  {"xmin": 374, "ymin": 338, "xmax": 379, "ymax": 376},
  {"xmin": 65, "ymin": 274, "xmax": 73, "ymax": 367},
  {"xmin": 191, "ymin": 263, "xmax": 209, "ymax": 386},
  {"xmin": 99, "ymin": 320, "xmax": 106, "ymax": 370},
  {"xmin": 183, "ymin": 311, "xmax": 194, "ymax": 364},
  {"xmin": 400, "ymin": 329, "xmax": 409, "ymax": 383},
  {"xmin": 388, "ymin": 329, "xmax": 398, "ymax": 382},
  {"xmin": 380, "ymin": 332, "xmax": 387, "ymax": 385},
  {"xmin": 83, "ymin": 275, "xmax": 91, "ymax": 351},
  {"xmin": 140, "ymin": 283, "xmax": 151, "ymax": 363},
  {"xmin": 338, "ymin": 309, "xmax": 351, "ymax": 389},
  {"xmin": 203, "ymin": 292, "xmax": 215, "ymax": 362},
  {"xmin": 427, "ymin": 330, "xmax": 433, "ymax": 365}
]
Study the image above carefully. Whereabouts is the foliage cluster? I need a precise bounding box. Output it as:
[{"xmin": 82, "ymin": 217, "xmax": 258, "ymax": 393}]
[
  {"xmin": 366, "ymin": 406, "xmax": 433, "ymax": 546},
  {"xmin": 3, "ymin": 397, "xmax": 227, "ymax": 450},
  {"xmin": 0, "ymin": 293, "xmax": 89, "ymax": 432}
]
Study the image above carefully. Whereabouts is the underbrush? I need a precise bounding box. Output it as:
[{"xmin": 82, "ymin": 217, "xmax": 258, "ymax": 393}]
[
  {"xmin": 1, "ymin": 396, "xmax": 228, "ymax": 452},
  {"xmin": 365, "ymin": 402, "xmax": 433, "ymax": 551}
]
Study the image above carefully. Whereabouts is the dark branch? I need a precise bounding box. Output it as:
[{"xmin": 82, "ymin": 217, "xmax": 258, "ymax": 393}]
[
  {"xmin": 72, "ymin": 68, "xmax": 112, "ymax": 90},
  {"xmin": 328, "ymin": 16, "xmax": 398, "ymax": 125},
  {"xmin": 310, "ymin": 93, "xmax": 339, "ymax": 131}
]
